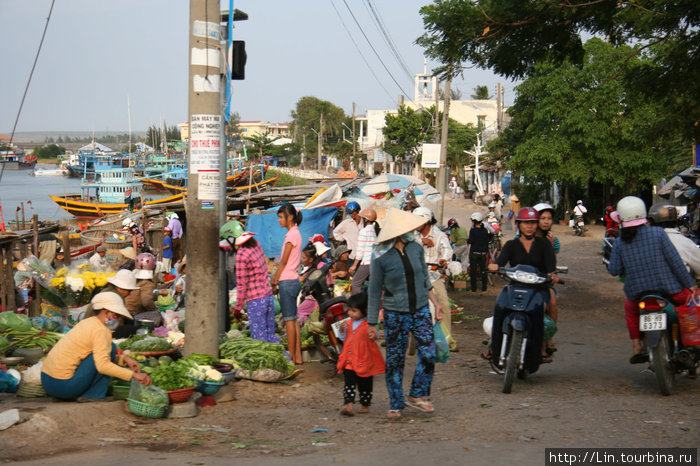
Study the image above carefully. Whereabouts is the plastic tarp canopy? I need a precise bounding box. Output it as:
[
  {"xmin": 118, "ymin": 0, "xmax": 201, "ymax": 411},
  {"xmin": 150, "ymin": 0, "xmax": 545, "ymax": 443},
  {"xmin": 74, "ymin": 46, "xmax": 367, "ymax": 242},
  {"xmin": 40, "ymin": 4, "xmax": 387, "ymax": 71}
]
[{"xmin": 245, "ymin": 207, "xmax": 339, "ymax": 258}]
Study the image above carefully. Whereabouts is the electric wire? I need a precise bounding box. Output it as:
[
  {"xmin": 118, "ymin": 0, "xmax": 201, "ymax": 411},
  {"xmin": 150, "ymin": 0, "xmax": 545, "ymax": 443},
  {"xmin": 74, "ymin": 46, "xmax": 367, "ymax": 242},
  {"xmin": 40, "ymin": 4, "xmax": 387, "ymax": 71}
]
[
  {"xmin": 339, "ymin": 0, "xmax": 412, "ymax": 99},
  {"xmin": 329, "ymin": 0, "xmax": 395, "ymax": 104},
  {"xmin": 364, "ymin": 0, "xmax": 413, "ymax": 82},
  {"xmin": 0, "ymin": 0, "xmax": 56, "ymax": 184}
]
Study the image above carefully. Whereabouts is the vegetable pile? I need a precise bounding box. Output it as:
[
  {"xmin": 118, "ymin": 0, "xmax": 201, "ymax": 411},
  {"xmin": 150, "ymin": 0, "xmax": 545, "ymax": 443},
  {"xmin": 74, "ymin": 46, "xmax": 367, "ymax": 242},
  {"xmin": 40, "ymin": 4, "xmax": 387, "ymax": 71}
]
[
  {"xmin": 219, "ymin": 337, "xmax": 293, "ymax": 374},
  {"xmin": 117, "ymin": 334, "xmax": 171, "ymax": 352},
  {"xmin": 0, "ymin": 327, "xmax": 63, "ymax": 351},
  {"xmin": 142, "ymin": 358, "xmax": 196, "ymax": 391}
]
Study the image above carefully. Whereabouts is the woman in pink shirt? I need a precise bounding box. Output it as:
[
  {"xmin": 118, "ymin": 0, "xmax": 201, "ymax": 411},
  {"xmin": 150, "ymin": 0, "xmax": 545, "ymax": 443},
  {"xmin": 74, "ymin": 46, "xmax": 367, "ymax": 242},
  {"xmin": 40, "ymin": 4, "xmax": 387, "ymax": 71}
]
[{"xmin": 271, "ymin": 204, "xmax": 303, "ymax": 364}]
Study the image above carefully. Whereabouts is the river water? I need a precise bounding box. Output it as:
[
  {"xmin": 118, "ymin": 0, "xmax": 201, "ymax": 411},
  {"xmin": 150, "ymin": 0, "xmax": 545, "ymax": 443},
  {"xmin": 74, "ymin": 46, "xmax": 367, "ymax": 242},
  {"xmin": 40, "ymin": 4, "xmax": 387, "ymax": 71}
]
[{"xmin": 0, "ymin": 164, "xmax": 81, "ymax": 221}]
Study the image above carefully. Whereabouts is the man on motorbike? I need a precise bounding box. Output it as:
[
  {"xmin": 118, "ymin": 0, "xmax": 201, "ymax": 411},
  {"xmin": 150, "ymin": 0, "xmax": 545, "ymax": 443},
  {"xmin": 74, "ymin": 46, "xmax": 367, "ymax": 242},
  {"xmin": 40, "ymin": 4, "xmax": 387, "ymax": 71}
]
[
  {"xmin": 414, "ymin": 206, "xmax": 454, "ymax": 341},
  {"xmin": 486, "ymin": 207, "xmax": 558, "ymax": 373},
  {"xmin": 607, "ymin": 196, "xmax": 697, "ymax": 363},
  {"xmin": 647, "ymin": 201, "xmax": 700, "ymax": 277}
]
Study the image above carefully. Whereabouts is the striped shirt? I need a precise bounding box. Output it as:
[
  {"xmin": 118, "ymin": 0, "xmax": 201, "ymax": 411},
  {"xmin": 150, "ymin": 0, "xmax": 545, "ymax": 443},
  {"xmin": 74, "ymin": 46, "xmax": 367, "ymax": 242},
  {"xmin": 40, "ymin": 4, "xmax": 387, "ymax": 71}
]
[{"xmin": 356, "ymin": 225, "xmax": 377, "ymax": 265}]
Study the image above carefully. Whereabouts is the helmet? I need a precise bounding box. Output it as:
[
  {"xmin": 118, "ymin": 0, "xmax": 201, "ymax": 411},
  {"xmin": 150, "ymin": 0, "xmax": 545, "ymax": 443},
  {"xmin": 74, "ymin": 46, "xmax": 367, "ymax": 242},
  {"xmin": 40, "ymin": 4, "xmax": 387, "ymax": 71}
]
[
  {"xmin": 605, "ymin": 205, "xmax": 614, "ymax": 213},
  {"xmin": 413, "ymin": 206, "xmax": 433, "ymax": 222},
  {"xmin": 471, "ymin": 212, "xmax": 484, "ymax": 222},
  {"xmin": 447, "ymin": 218, "xmax": 457, "ymax": 228},
  {"xmin": 533, "ymin": 202, "xmax": 554, "ymax": 214},
  {"xmin": 577, "ymin": 200, "xmax": 583, "ymax": 205},
  {"xmin": 309, "ymin": 233, "xmax": 325, "ymax": 244},
  {"xmin": 165, "ymin": 212, "xmax": 179, "ymax": 220},
  {"xmin": 346, "ymin": 201, "xmax": 361, "ymax": 213},
  {"xmin": 360, "ymin": 208, "xmax": 377, "ymax": 222},
  {"xmin": 515, "ymin": 207, "xmax": 539, "ymax": 222},
  {"xmin": 488, "ymin": 202, "xmax": 495, "ymax": 209},
  {"xmin": 648, "ymin": 201, "xmax": 677, "ymax": 225},
  {"xmin": 616, "ymin": 196, "xmax": 647, "ymax": 228},
  {"xmin": 219, "ymin": 220, "xmax": 244, "ymax": 239},
  {"xmin": 134, "ymin": 253, "xmax": 156, "ymax": 279},
  {"xmin": 487, "ymin": 212, "xmax": 495, "ymax": 218},
  {"xmin": 122, "ymin": 218, "xmax": 135, "ymax": 228}
]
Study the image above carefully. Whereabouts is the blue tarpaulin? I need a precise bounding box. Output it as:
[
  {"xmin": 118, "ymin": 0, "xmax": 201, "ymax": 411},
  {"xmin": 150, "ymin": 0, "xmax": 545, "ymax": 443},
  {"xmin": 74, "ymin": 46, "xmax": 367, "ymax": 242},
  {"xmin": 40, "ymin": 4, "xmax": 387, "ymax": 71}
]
[{"xmin": 245, "ymin": 207, "xmax": 338, "ymax": 258}]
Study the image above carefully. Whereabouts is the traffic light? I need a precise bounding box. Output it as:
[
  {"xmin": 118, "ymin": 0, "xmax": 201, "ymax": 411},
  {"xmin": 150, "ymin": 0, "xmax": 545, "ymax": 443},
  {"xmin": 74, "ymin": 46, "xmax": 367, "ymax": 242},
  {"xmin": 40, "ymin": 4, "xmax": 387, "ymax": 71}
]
[{"xmin": 231, "ymin": 40, "xmax": 246, "ymax": 80}]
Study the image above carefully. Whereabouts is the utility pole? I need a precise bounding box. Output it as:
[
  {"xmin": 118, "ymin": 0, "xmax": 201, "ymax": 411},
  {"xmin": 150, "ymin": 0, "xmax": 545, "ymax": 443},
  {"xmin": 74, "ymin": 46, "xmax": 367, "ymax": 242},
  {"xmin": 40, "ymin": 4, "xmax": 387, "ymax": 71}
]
[
  {"xmin": 352, "ymin": 102, "xmax": 356, "ymax": 160},
  {"xmin": 434, "ymin": 80, "xmax": 440, "ymax": 144},
  {"xmin": 496, "ymin": 83, "xmax": 503, "ymax": 131},
  {"xmin": 436, "ymin": 72, "xmax": 452, "ymax": 224},
  {"xmin": 184, "ymin": 0, "xmax": 224, "ymax": 356},
  {"xmin": 317, "ymin": 114, "xmax": 323, "ymax": 171}
]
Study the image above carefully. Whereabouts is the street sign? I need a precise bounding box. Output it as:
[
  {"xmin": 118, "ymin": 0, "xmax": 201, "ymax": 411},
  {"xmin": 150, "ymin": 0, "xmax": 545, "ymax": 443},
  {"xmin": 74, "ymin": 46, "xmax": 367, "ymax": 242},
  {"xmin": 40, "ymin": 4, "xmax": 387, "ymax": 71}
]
[{"xmin": 421, "ymin": 143, "xmax": 441, "ymax": 168}]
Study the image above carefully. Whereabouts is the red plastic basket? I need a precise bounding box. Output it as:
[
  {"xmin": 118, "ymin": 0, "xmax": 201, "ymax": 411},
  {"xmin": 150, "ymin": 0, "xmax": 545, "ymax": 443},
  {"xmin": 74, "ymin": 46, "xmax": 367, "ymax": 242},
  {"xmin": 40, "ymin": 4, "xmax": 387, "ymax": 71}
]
[
  {"xmin": 678, "ymin": 298, "xmax": 700, "ymax": 346},
  {"xmin": 168, "ymin": 386, "xmax": 195, "ymax": 403}
]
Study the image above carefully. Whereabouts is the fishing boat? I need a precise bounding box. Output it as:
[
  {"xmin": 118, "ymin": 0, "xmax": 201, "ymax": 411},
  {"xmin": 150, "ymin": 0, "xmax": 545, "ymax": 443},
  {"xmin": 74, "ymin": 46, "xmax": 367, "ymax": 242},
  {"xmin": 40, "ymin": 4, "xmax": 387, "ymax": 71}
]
[
  {"xmin": 0, "ymin": 148, "xmax": 37, "ymax": 170},
  {"xmin": 49, "ymin": 192, "xmax": 184, "ymax": 219},
  {"xmin": 228, "ymin": 174, "xmax": 280, "ymax": 193},
  {"xmin": 32, "ymin": 166, "xmax": 69, "ymax": 176},
  {"xmin": 65, "ymin": 143, "xmax": 126, "ymax": 178}
]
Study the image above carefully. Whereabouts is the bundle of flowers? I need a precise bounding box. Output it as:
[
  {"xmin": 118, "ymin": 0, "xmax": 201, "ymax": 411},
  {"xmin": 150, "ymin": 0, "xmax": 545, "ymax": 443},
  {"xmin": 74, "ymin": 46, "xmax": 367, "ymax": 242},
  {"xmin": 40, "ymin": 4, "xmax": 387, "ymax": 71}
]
[{"xmin": 44, "ymin": 264, "xmax": 115, "ymax": 308}]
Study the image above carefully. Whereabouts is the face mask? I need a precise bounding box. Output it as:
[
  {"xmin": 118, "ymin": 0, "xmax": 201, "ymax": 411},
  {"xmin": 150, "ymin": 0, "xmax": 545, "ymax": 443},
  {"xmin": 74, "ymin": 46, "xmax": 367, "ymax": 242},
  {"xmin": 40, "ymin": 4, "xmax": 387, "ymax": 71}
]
[
  {"xmin": 104, "ymin": 318, "xmax": 120, "ymax": 330},
  {"xmin": 400, "ymin": 232, "xmax": 416, "ymax": 242}
]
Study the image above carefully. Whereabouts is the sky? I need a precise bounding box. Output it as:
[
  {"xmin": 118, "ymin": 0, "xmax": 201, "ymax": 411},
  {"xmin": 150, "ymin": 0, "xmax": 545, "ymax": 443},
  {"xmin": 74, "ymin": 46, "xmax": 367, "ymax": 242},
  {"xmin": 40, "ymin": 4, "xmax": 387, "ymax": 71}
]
[{"xmin": 0, "ymin": 0, "xmax": 517, "ymax": 134}]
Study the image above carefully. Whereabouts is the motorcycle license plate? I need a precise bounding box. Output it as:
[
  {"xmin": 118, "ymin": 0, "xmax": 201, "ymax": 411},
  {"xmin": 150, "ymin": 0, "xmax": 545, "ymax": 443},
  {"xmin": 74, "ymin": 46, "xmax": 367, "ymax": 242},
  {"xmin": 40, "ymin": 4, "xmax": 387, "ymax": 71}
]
[{"xmin": 640, "ymin": 312, "xmax": 667, "ymax": 331}]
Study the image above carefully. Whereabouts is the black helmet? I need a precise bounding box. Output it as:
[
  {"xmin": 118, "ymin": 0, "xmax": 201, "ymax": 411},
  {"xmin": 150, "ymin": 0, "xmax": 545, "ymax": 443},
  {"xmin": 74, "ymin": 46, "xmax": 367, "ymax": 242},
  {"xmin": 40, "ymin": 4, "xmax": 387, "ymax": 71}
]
[{"xmin": 647, "ymin": 202, "xmax": 677, "ymax": 225}]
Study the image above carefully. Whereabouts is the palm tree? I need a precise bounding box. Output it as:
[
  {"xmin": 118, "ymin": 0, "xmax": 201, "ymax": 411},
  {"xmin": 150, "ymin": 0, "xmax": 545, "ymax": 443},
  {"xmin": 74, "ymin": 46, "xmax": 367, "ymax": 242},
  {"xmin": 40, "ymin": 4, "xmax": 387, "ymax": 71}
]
[{"xmin": 471, "ymin": 85, "xmax": 491, "ymax": 99}]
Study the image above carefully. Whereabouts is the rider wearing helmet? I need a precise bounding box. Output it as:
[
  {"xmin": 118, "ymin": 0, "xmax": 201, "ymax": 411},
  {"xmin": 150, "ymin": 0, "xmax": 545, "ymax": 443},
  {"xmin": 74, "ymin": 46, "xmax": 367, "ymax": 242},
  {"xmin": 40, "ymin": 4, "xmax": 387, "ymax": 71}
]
[
  {"xmin": 486, "ymin": 207, "xmax": 558, "ymax": 372},
  {"xmin": 332, "ymin": 201, "xmax": 362, "ymax": 267},
  {"xmin": 414, "ymin": 206, "xmax": 454, "ymax": 343},
  {"xmin": 608, "ymin": 196, "xmax": 697, "ymax": 364},
  {"xmin": 165, "ymin": 212, "xmax": 183, "ymax": 262},
  {"xmin": 648, "ymin": 201, "xmax": 700, "ymax": 277},
  {"xmin": 468, "ymin": 212, "xmax": 491, "ymax": 293},
  {"xmin": 603, "ymin": 205, "xmax": 619, "ymax": 232},
  {"xmin": 447, "ymin": 218, "xmax": 469, "ymax": 272},
  {"xmin": 573, "ymin": 200, "xmax": 588, "ymax": 218},
  {"xmin": 534, "ymin": 202, "xmax": 560, "ymax": 358}
]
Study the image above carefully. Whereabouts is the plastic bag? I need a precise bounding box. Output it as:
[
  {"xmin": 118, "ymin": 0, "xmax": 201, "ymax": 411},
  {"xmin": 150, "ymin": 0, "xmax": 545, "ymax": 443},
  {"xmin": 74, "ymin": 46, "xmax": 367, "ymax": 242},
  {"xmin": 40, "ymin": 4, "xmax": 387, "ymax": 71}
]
[
  {"xmin": 677, "ymin": 295, "xmax": 700, "ymax": 346},
  {"xmin": 128, "ymin": 379, "xmax": 168, "ymax": 405},
  {"xmin": 0, "ymin": 312, "xmax": 32, "ymax": 332},
  {"xmin": 235, "ymin": 368, "xmax": 284, "ymax": 383},
  {"xmin": 21, "ymin": 361, "xmax": 43, "ymax": 385},
  {"xmin": 434, "ymin": 322, "xmax": 450, "ymax": 363},
  {"xmin": 0, "ymin": 370, "xmax": 19, "ymax": 393},
  {"xmin": 543, "ymin": 315, "xmax": 558, "ymax": 341}
]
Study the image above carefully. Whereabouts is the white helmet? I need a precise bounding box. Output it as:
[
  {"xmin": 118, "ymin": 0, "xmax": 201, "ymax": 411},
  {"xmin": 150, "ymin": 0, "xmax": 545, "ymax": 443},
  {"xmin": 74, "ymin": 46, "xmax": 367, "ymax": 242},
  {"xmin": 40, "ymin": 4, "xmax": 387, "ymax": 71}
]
[
  {"xmin": 413, "ymin": 206, "xmax": 433, "ymax": 222},
  {"xmin": 482, "ymin": 316, "xmax": 493, "ymax": 337},
  {"xmin": 471, "ymin": 212, "xmax": 484, "ymax": 222},
  {"xmin": 616, "ymin": 196, "xmax": 647, "ymax": 228},
  {"xmin": 534, "ymin": 202, "xmax": 554, "ymax": 213},
  {"xmin": 122, "ymin": 218, "xmax": 134, "ymax": 228},
  {"xmin": 577, "ymin": 200, "xmax": 583, "ymax": 205},
  {"xmin": 488, "ymin": 202, "xmax": 495, "ymax": 209}
]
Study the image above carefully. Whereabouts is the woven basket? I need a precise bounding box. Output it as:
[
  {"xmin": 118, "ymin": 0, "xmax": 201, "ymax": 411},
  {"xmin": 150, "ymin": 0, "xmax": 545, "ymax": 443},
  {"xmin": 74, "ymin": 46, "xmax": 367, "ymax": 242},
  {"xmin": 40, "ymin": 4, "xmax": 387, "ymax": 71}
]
[
  {"xmin": 80, "ymin": 229, "xmax": 132, "ymax": 250},
  {"xmin": 111, "ymin": 384, "xmax": 130, "ymax": 400},
  {"xmin": 126, "ymin": 398, "xmax": 168, "ymax": 418},
  {"xmin": 17, "ymin": 382, "xmax": 47, "ymax": 398},
  {"xmin": 168, "ymin": 386, "xmax": 196, "ymax": 403}
]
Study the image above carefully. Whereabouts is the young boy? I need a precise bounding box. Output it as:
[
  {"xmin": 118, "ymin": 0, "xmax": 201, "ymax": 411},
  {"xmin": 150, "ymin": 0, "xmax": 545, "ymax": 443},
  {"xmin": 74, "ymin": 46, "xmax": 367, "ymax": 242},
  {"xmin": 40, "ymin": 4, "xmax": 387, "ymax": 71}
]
[{"xmin": 162, "ymin": 227, "xmax": 173, "ymax": 274}]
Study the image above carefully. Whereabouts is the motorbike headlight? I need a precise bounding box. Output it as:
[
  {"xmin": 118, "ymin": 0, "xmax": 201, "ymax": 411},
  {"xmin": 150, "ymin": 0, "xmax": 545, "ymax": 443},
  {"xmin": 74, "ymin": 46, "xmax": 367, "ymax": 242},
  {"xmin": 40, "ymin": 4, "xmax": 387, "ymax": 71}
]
[{"xmin": 506, "ymin": 270, "xmax": 546, "ymax": 284}]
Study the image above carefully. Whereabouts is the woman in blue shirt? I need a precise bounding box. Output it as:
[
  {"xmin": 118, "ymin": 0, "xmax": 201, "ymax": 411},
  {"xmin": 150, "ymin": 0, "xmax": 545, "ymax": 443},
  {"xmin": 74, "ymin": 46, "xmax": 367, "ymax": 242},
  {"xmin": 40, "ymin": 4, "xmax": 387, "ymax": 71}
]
[{"xmin": 367, "ymin": 208, "xmax": 443, "ymax": 419}]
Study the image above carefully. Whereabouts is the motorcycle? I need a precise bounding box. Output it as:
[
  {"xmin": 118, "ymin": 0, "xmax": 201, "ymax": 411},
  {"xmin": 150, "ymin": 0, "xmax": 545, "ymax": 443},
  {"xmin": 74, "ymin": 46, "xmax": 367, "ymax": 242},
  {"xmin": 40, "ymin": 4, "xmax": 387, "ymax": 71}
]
[
  {"xmin": 572, "ymin": 215, "xmax": 585, "ymax": 236},
  {"xmin": 491, "ymin": 264, "xmax": 566, "ymax": 393},
  {"xmin": 300, "ymin": 259, "xmax": 348, "ymax": 361},
  {"xmin": 637, "ymin": 293, "xmax": 699, "ymax": 395}
]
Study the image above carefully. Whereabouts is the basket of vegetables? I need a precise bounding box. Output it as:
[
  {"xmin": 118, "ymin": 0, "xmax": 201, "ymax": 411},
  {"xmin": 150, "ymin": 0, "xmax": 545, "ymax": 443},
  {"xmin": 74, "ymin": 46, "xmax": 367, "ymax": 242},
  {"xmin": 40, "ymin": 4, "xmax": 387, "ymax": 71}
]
[
  {"xmin": 126, "ymin": 398, "xmax": 168, "ymax": 418},
  {"xmin": 189, "ymin": 377, "xmax": 225, "ymax": 395},
  {"xmin": 167, "ymin": 386, "xmax": 196, "ymax": 403},
  {"xmin": 126, "ymin": 382, "xmax": 169, "ymax": 418},
  {"xmin": 140, "ymin": 356, "xmax": 197, "ymax": 403}
]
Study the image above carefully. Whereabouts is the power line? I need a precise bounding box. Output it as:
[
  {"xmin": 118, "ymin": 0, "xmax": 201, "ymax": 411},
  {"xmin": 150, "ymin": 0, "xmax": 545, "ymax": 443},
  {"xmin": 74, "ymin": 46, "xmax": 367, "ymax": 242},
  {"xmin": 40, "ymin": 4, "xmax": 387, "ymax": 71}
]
[
  {"xmin": 0, "ymin": 0, "xmax": 56, "ymax": 184},
  {"xmin": 339, "ymin": 0, "xmax": 412, "ymax": 99},
  {"xmin": 364, "ymin": 0, "xmax": 413, "ymax": 82},
  {"xmin": 329, "ymin": 0, "xmax": 395, "ymax": 104}
]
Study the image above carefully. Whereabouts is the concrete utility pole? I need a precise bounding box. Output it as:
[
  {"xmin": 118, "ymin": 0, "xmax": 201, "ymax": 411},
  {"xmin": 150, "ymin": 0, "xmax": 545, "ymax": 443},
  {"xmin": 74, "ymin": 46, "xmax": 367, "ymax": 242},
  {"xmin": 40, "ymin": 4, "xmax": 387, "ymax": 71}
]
[
  {"xmin": 434, "ymin": 81, "xmax": 440, "ymax": 144},
  {"xmin": 318, "ymin": 114, "xmax": 323, "ymax": 171},
  {"xmin": 496, "ymin": 83, "xmax": 503, "ymax": 131},
  {"xmin": 184, "ymin": 0, "xmax": 224, "ymax": 356},
  {"xmin": 436, "ymin": 73, "xmax": 452, "ymax": 224},
  {"xmin": 352, "ymin": 102, "xmax": 356, "ymax": 160}
]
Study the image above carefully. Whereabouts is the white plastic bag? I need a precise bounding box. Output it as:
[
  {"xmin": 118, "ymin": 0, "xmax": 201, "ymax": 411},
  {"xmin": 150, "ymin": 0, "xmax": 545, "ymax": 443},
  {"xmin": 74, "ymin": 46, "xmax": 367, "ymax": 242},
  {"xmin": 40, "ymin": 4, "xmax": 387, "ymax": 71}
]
[{"xmin": 21, "ymin": 361, "xmax": 43, "ymax": 385}]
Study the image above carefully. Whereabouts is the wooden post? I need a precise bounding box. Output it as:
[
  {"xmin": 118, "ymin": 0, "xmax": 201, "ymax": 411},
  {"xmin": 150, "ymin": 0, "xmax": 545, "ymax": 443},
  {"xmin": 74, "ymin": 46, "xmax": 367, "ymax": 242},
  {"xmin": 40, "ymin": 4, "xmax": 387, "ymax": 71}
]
[
  {"xmin": 32, "ymin": 214, "xmax": 39, "ymax": 257},
  {"xmin": 14, "ymin": 210, "xmax": 19, "ymax": 232},
  {"xmin": 61, "ymin": 227, "xmax": 71, "ymax": 266},
  {"xmin": 0, "ymin": 248, "xmax": 6, "ymax": 311},
  {"xmin": 3, "ymin": 248, "xmax": 16, "ymax": 311}
]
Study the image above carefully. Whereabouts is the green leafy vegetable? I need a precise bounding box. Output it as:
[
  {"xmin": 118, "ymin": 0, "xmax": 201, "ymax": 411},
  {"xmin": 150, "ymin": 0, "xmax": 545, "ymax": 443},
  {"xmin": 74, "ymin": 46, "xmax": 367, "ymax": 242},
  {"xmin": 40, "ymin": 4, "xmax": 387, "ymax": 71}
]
[
  {"xmin": 130, "ymin": 337, "xmax": 171, "ymax": 352},
  {"xmin": 219, "ymin": 337, "xmax": 290, "ymax": 374},
  {"xmin": 149, "ymin": 360, "xmax": 197, "ymax": 391}
]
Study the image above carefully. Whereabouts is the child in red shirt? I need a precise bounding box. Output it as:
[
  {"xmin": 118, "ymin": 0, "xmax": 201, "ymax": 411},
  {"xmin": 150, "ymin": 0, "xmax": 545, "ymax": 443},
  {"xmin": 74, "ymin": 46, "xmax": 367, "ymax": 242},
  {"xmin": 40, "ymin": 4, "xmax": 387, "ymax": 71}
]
[{"xmin": 337, "ymin": 292, "xmax": 386, "ymax": 416}]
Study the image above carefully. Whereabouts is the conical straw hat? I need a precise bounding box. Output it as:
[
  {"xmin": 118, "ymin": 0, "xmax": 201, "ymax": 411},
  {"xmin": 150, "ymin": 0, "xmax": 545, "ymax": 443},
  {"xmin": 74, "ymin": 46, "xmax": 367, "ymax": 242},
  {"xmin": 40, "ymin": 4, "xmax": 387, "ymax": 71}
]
[{"xmin": 376, "ymin": 208, "xmax": 427, "ymax": 243}]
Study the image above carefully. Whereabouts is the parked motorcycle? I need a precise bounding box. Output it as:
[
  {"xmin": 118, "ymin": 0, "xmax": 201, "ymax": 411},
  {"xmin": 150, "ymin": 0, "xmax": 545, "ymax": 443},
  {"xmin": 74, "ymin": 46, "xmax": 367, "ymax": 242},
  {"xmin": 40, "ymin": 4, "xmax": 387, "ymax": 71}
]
[
  {"xmin": 300, "ymin": 259, "xmax": 348, "ymax": 361},
  {"xmin": 491, "ymin": 264, "xmax": 566, "ymax": 393},
  {"xmin": 637, "ymin": 293, "xmax": 699, "ymax": 395}
]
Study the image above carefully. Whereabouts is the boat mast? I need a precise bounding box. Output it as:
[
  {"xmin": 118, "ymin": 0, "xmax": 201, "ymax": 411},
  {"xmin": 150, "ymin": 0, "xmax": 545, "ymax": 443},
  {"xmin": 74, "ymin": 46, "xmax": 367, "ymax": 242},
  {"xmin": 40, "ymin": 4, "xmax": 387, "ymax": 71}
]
[{"xmin": 127, "ymin": 94, "xmax": 132, "ymax": 163}]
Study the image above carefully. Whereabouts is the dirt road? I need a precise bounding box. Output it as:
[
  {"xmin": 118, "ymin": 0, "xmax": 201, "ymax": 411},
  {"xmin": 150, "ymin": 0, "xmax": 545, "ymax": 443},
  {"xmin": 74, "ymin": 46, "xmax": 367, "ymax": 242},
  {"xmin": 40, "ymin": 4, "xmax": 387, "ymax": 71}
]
[{"xmin": 1, "ymin": 198, "xmax": 699, "ymax": 464}]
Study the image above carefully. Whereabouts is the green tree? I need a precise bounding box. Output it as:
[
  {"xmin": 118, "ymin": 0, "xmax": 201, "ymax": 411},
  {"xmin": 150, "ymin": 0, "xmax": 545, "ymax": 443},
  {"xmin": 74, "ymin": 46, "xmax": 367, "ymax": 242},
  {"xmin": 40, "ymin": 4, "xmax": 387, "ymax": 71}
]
[
  {"xmin": 490, "ymin": 38, "xmax": 683, "ymax": 193},
  {"xmin": 471, "ymin": 85, "xmax": 490, "ymax": 100},
  {"xmin": 446, "ymin": 119, "xmax": 478, "ymax": 177},
  {"xmin": 382, "ymin": 105, "xmax": 435, "ymax": 163},
  {"xmin": 246, "ymin": 132, "xmax": 279, "ymax": 159},
  {"xmin": 417, "ymin": 0, "xmax": 699, "ymax": 140},
  {"xmin": 33, "ymin": 144, "xmax": 65, "ymax": 159},
  {"xmin": 290, "ymin": 96, "xmax": 347, "ymax": 159}
]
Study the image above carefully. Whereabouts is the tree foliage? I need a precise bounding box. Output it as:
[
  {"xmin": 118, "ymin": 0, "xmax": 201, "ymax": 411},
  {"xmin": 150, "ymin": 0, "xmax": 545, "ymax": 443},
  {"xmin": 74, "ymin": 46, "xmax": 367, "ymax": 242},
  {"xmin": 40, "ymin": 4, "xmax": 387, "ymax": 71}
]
[
  {"xmin": 290, "ymin": 96, "xmax": 347, "ymax": 158},
  {"xmin": 417, "ymin": 0, "xmax": 699, "ymax": 140},
  {"xmin": 146, "ymin": 124, "xmax": 181, "ymax": 150},
  {"xmin": 33, "ymin": 144, "xmax": 65, "ymax": 159},
  {"xmin": 471, "ymin": 85, "xmax": 490, "ymax": 99},
  {"xmin": 382, "ymin": 105, "xmax": 435, "ymax": 162},
  {"xmin": 489, "ymin": 38, "xmax": 685, "ymax": 190}
]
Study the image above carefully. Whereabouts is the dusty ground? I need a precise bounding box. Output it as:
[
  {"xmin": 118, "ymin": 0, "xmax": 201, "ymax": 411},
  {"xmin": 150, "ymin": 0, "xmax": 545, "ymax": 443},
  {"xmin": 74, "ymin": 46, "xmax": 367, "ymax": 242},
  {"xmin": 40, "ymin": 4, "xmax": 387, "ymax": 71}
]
[{"xmin": 1, "ymin": 197, "xmax": 699, "ymax": 465}]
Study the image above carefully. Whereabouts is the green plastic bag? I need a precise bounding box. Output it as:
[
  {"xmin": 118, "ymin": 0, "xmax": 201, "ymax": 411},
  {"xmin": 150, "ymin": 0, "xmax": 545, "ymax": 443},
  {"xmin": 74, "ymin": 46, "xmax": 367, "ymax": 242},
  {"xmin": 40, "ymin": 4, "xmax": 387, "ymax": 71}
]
[
  {"xmin": 273, "ymin": 296, "xmax": 281, "ymax": 315},
  {"xmin": 0, "ymin": 312, "xmax": 32, "ymax": 332},
  {"xmin": 434, "ymin": 322, "xmax": 450, "ymax": 363},
  {"xmin": 543, "ymin": 315, "xmax": 557, "ymax": 341}
]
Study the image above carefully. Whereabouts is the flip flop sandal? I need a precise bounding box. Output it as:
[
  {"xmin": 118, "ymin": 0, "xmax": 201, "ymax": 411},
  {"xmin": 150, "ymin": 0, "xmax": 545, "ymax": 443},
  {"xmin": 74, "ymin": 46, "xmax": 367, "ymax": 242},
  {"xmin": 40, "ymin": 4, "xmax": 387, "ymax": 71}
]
[
  {"xmin": 282, "ymin": 368, "xmax": 304, "ymax": 380},
  {"xmin": 540, "ymin": 355, "xmax": 553, "ymax": 364},
  {"xmin": 387, "ymin": 410, "xmax": 402, "ymax": 419},
  {"xmin": 405, "ymin": 399, "xmax": 435, "ymax": 413},
  {"xmin": 629, "ymin": 352, "xmax": 649, "ymax": 364},
  {"xmin": 546, "ymin": 345, "xmax": 558, "ymax": 355}
]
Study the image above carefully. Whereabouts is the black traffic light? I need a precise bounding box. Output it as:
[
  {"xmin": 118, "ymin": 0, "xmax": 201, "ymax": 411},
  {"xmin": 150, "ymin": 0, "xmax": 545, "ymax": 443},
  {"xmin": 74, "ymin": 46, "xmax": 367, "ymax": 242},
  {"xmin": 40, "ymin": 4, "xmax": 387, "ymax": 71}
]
[{"xmin": 231, "ymin": 40, "xmax": 246, "ymax": 80}]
